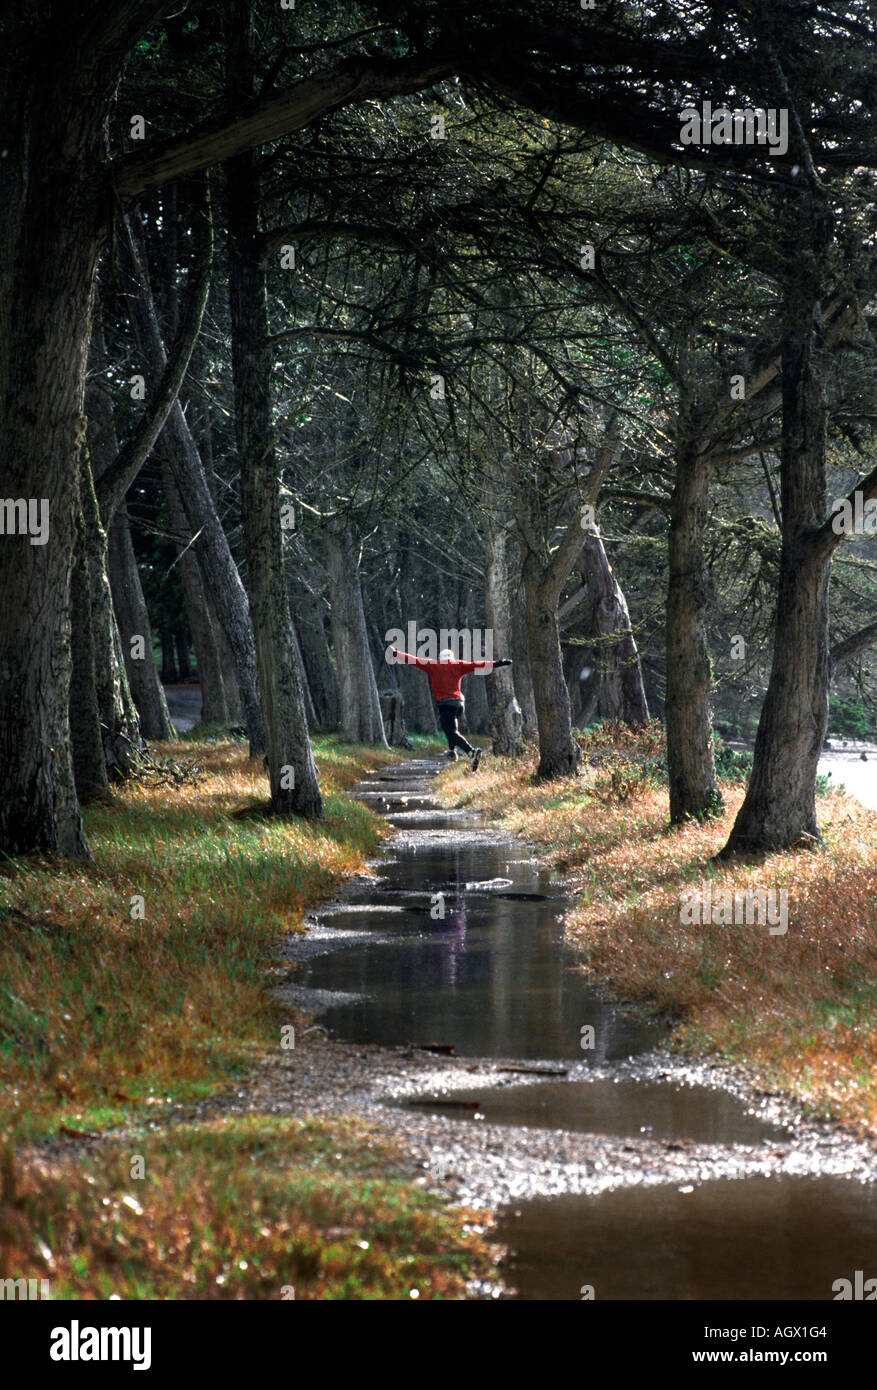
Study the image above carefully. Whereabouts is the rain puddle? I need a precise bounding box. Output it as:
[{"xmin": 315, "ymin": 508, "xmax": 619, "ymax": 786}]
[
  {"xmin": 495, "ymin": 1175, "xmax": 877, "ymax": 1300},
  {"xmin": 296, "ymin": 757, "xmax": 877, "ymax": 1299},
  {"xmin": 299, "ymin": 801, "xmax": 664, "ymax": 1059},
  {"xmin": 403, "ymin": 1076, "xmax": 790, "ymax": 1145}
]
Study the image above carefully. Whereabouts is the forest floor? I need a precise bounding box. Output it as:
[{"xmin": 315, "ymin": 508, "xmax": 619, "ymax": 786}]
[
  {"xmin": 0, "ymin": 735, "xmax": 495, "ymax": 1298},
  {"xmin": 437, "ymin": 723, "xmax": 877, "ymax": 1136}
]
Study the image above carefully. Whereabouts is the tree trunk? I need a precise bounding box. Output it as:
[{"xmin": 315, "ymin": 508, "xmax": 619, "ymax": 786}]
[
  {"xmin": 85, "ymin": 301, "xmax": 144, "ymax": 778},
  {"xmin": 87, "ymin": 520, "xmax": 142, "ymax": 780},
  {"xmin": 524, "ymin": 566, "xmax": 583, "ymax": 779},
  {"xmin": 108, "ymin": 509, "xmax": 176, "ymax": 741},
  {"xmin": 393, "ymin": 537, "xmax": 437, "ymax": 734},
  {"xmin": 484, "ymin": 522, "xmax": 524, "ymax": 756},
  {"xmin": 292, "ymin": 621, "xmax": 318, "ymax": 730},
  {"xmin": 160, "ymin": 631, "xmax": 179, "ymax": 684},
  {"xmin": 326, "ymin": 526, "xmax": 389, "ymax": 745},
  {"xmin": 160, "ymin": 447, "xmax": 230, "ymax": 727},
  {"xmin": 400, "ymin": 663, "xmax": 439, "ymax": 734},
  {"xmin": 174, "ymin": 627, "xmax": 191, "ymax": 681},
  {"xmin": 381, "ymin": 690, "xmax": 410, "ymax": 747},
  {"xmin": 665, "ymin": 415, "xmax": 722, "ymax": 822},
  {"xmin": 563, "ymin": 642, "xmax": 590, "ymax": 725},
  {"xmin": 69, "ymin": 462, "xmax": 110, "ymax": 804},
  {"xmin": 510, "ymin": 542, "xmax": 538, "ymax": 742},
  {"xmin": 225, "ymin": 3, "xmax": 323, "ymax": 814},
  {"xmin": 721, "ymin": 210, "xmax": 832, "ymax": 855},
  {"xmin": 465, "ymin": 661, "xmax": 490, "ymax": 733},
  {"xmin": 112, "ymin": 619, "xmax": 144, "ymax": 757},
  {"xmin": 518, "ymin": 463, "xmax": 585, "ymax": 779},
  {"xmin": 0, "ymin": 92, "xmax": 105, "ymax": 853},
  {"xmin": 291, "ymin": 580, "xmax": 340, "ymax": 731},
  {"xmin": 207, "ymin": 590, "xmax": 244, "ymax": 725},
  {"xmin": 155, "ymin": 412, "xmax": 264, "ymax": 751},
  {"xmin": 577, "ymin": 528, "xmax": 650, "ymax": 727}
]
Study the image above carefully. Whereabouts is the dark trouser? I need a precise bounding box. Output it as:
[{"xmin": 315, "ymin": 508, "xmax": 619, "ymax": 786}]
[{"xmin": 437, "ymin": 699, "xmax": 474, "ymax": 755}]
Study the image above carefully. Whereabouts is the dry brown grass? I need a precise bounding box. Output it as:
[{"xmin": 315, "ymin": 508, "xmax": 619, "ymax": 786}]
[{"xmin": 440, "ymin": 741, "xmax": 877, "ymax": 1134}]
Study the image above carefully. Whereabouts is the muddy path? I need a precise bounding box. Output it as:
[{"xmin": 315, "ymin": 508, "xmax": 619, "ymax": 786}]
[
  {"xmin": 238, "ymin": 756, "xmax": 877, "ymax": 1299},
  {"xmin": 163, "ymin": 684, "xmax": 203, "ymax": 734}
]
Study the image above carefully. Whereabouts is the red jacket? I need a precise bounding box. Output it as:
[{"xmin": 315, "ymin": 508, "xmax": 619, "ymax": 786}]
[{"xmin": 394, "ymin": 651, "xmax": 495, "ymax": 703}]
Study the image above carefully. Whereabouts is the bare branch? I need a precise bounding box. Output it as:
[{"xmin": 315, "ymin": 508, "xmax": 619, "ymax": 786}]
[{"xmin": 830, "ymin": 620, "xmax": 877, "ymax": 672}]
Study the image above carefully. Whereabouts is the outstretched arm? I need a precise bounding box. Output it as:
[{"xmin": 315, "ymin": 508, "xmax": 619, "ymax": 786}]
[
  {"xmin": 460, "ymin": 657, "xmax": 513, "ymax": 673},
  {"xmin": 390, "ymin": 648, "xmax": 434, "ymax": 671}
]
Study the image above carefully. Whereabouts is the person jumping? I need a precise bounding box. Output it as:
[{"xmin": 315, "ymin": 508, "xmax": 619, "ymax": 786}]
[{"xmin": 390, "ymin": 645, "xmax": 512, "ymax": 769}]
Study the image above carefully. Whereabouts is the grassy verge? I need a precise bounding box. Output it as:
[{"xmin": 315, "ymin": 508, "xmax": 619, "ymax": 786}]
[
  {"xmin": 439, "ymin": 722, "xmax": 877, "ymax": 1135},
  {"xmin": 0, "ymin": 735, "xmax": 397, "ymax": 1141},
  {"xmin": 2, "ymin": 1115, "xmax": 494, "ymax": 1299},
  {"xmin": 0, "ymin": 735, "xmax": 495, "ymax": 1299}
]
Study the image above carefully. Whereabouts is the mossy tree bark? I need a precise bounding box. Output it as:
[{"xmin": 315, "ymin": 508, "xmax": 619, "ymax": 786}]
[
  {"xmin": 666, "ymin": 400, "xmax": 722, "ymax": 823},
  {"xmin": 70, "ymin": 459, "xmax": 110, "ymax": 805},
  {"xmin": 721, "ymin": 198, "xmax": 836, "ymax": 855}
]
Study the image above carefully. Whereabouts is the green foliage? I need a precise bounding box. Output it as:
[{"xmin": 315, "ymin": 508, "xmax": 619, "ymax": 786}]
[
  {"xmin": 828, "ymin": 695, "xmax": 875, "ymax": 740},
  {"xmin": 713, "ymin": 740, "xmax": 753, "ymax": 782},
  {"xmin": 714, "ymin": 710, "xmax": 761, "ymax": 742}
]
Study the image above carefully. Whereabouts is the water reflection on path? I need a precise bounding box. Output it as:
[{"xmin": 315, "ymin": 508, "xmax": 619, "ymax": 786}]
[
  {"xmin": 495, "ymin": 1175, "xmax": 877, "ymax": 1300},
  {"xmin": 304, "ymin": 757, "xmax": 877, "ymax": 1300}
]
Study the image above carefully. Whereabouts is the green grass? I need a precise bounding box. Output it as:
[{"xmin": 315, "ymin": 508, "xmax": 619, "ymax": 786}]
[
  {"xmin": 1, "ymin": 1115, "xmax": 495, "ymax": 1300},
  {"xmin": 0, "ymin": 736, "xmax": 394, "ymax": 1140}
]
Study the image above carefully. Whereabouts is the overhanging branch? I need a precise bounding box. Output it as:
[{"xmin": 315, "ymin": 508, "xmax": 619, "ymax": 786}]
[
  {"xmin": 112, "ymin": 53, "xmax": 455, "ymax": 203},
  {"xmin": 830, "ymin": 620, "xmax": 877, "ymax": 672}
]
